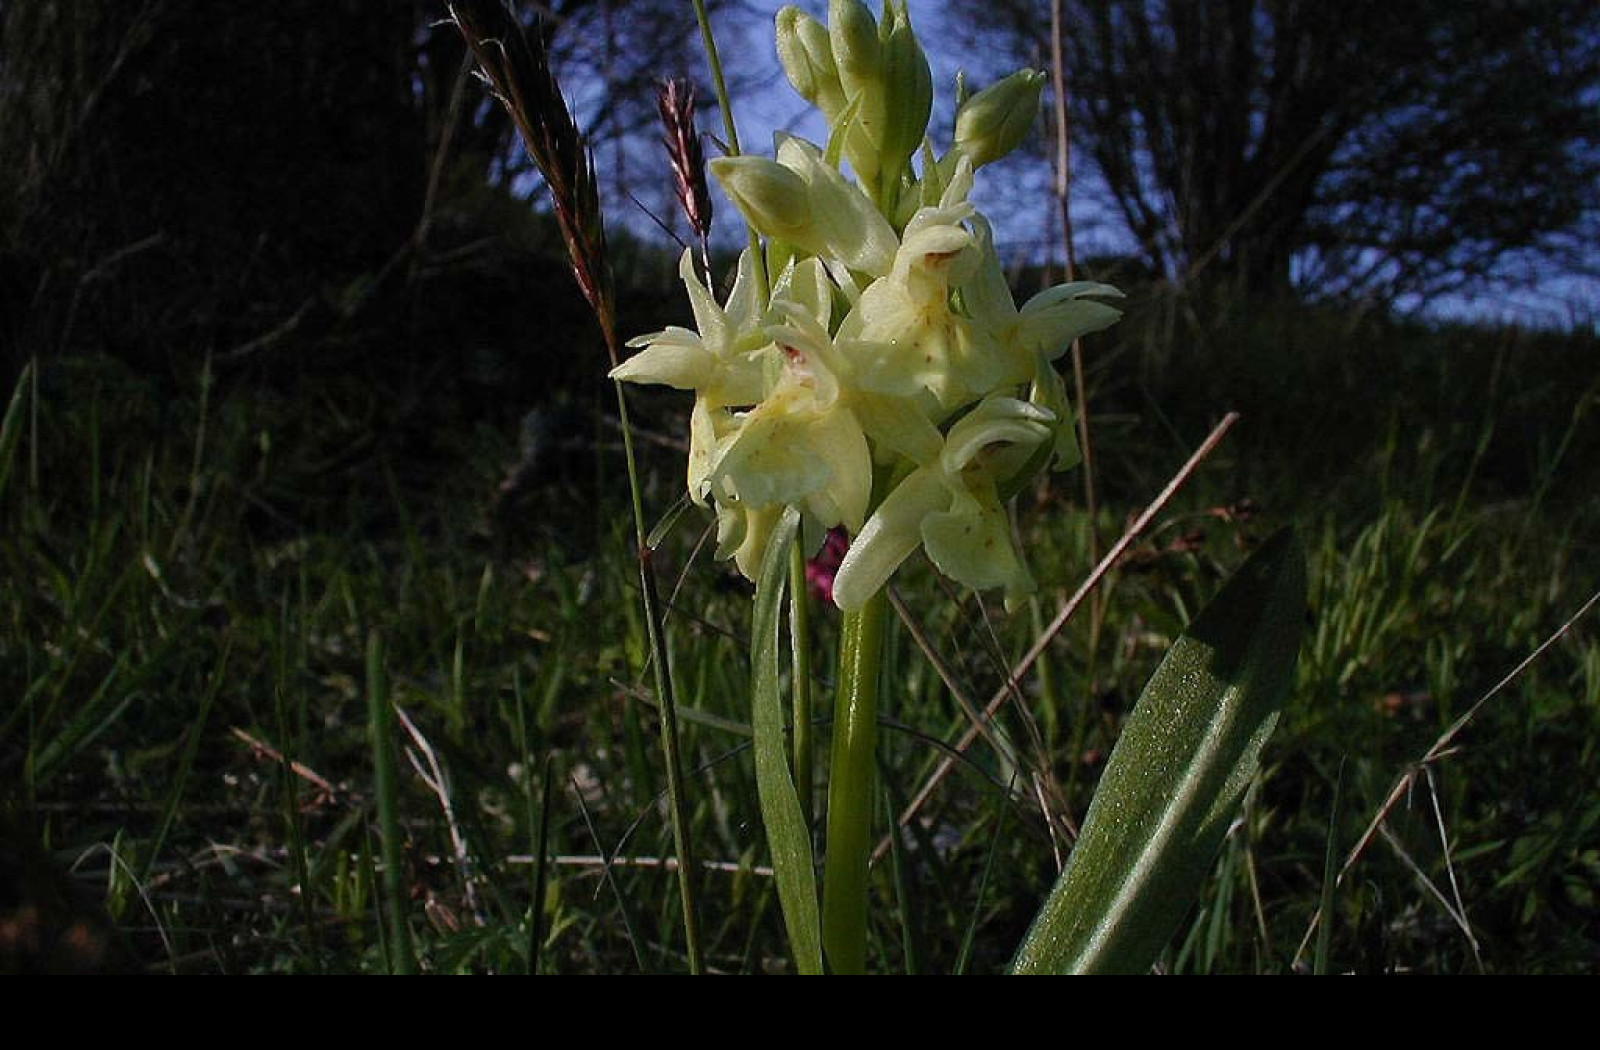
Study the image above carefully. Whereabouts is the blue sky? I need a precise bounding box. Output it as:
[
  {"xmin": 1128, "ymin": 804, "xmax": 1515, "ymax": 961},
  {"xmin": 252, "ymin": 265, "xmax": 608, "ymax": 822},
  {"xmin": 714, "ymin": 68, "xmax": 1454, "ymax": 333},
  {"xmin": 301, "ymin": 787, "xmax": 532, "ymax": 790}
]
[
  {"xmin": 596, "ymin": 0, "xmax": 1597, "ymax": 330},
  {"xmin": 673, "ymin": 3, "xmax": 1133, "ymax": 267}
]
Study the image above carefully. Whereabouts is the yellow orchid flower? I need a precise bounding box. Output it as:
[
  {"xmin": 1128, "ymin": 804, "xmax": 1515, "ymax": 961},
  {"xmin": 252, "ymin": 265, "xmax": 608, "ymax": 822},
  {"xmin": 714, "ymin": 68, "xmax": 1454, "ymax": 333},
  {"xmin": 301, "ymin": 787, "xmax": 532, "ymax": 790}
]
[
  {"xmin": 710, "ymin": 261, "xmax": 871, "ymax": 539},
  {"xmin": 836, "ymin": 157, "xmax": 1000, "ymax": 413},
  {"xmin": 712, "ymin": 134, "xmax": 898, "ymax": 279},
  {"xmin": 956, "ymin": 214, "xmax": 1124, "ymax": 466},
  {"xmin": 832, "ymin": 395, "xmax": 1056, "ymax": 611},
  {"xmin": 611, "ymin": 248, "xmax": 771, "ymax": 503},
  {"xmin": 618, "ymin": 5, "xmax": 1124, "ymax": 605}
]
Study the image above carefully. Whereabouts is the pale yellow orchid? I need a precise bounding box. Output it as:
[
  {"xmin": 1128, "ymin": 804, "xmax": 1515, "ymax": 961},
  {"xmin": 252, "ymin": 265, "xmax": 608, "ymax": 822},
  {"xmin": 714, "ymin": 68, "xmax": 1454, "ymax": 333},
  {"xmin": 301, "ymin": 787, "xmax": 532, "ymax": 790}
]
[
  {"xmin": 709, "ymin": 259, "xmax": 872, "ymax": 537},
  {"xmin": 712, "ymin": 135, "xmax": 898, "ymax": 280},
  {"xmin": 959, "ymin": 216, "xmax": 1126, "ymax": 373},
  {"xmin": 618, "ymin": 3, "xmax": 1124, "ymax": 607},
  {"xmin": 836, "ymin": 157, "xmax": 999, "ymax": 413},
  {"xmin": 956, "ymin": 215, "xmax": 1125, "ymax": 467},
  {"xmin": 831, "ymin": 395, "xmax": 1056, "ymax": 611},
  {"xmin": 764, "ymin": 288, "xmax": 945, "ymax": 471},
  {"xmin": 611, "ymin": 248, "xmax": 771, "ymax": 504}
]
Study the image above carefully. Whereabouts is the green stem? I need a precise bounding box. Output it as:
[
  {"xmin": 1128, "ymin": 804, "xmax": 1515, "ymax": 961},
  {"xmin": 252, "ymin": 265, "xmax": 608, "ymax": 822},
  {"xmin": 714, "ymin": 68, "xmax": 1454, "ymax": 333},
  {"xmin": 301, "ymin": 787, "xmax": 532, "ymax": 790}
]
[
  {"xmin": 789, "ymin": 540, "xmax": 814, "ymax": 830},
  {"xmin": 633, "ymin": 495, "xmax": 704, "ymax": 976},
  {"xmin": 689, "ymin": 0, "xmax": 768, "ymax": 300},
  {"xmin": 607, "ymin": 351, "xmax": 650, "ymax": 547},
  {"xmin": 607, "ymin": 323, "xmax": 704, "ymax": 975},
  {"xmin": 822, "ymin": 585, "xmax": 889, "ymax": 974},
  {"xmin": 691, "ymin": 0, "xmax": 740, "ymax": 155}
]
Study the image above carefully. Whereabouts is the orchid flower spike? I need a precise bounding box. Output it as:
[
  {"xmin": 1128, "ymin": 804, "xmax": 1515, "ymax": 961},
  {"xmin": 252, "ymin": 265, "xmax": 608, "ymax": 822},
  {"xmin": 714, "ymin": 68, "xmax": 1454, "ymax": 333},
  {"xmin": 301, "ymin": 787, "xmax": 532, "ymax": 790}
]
[{"xmin": 614, "ymin": 4, "xmax": 1122, "ymax": 609}]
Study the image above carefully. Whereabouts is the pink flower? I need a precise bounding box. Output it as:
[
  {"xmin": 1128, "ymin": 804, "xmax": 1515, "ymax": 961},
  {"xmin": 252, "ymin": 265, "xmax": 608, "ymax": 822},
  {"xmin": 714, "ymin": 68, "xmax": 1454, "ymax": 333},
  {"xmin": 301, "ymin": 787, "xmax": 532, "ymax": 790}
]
[{"xmin": 805, "ymin": 527, "xmax": 851, "ymax": 604}]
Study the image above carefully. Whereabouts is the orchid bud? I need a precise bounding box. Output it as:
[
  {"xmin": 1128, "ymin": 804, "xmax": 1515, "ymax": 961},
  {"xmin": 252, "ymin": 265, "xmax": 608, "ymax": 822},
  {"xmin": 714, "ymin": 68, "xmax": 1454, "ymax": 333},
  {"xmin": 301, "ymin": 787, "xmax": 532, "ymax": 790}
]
[
  {"xmin": 955, "ymin": 69, "xmax": 1045, "ymax": 169},
  {"xmin": 777, "ymin": 7, "xmax": 845, "ymax": 119},
  {"xmin": 828, "ymin": 0, "xmax": 881, "ymax": 89},
  {"xmin": 877, "ymin": 2, "xmax": 933, "ymax": 191},
  {"xmin": 827, "ymin": 0, "xmax": 886, "ymax": 188},
  {"xmin": 711, "ymin": 155, "xmax": 812, "ymax": 241}
]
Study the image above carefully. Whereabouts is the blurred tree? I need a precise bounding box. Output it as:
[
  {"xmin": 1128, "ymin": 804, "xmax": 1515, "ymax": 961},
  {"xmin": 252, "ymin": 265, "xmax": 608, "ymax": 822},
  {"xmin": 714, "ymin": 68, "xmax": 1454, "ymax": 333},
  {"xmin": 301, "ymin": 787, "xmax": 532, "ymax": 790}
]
[
  {"xmin": 0, "ymin": 0, "xmax": 734, "ymax": 531},
  {"xmin": 0, "ymin": 0, "xmax": 735, "ymax": 376},
  {"xmin": 0, "ymin": 0, "xmax": 428, "ymax": 369},
  {"xmin": 950, "ymin": 0, "xmax": 1600, "ymax": 307}
]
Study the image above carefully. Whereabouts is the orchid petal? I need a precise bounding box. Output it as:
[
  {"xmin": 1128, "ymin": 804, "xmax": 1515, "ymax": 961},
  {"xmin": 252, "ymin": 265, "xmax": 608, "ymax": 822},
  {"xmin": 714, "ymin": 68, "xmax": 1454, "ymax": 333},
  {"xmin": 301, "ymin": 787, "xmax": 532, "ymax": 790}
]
[
  {"xmin": 715, "ymin": 390, "xmax": 834, "ymax": 508},
  {"xmin": 679, "ymin": 249, "xmax": 726, "ymax": 348},
  {"xmin": 772, "ymin": 256, "xmax": 835, "ymax": 329},
  {"xmin": 732, "ymin": 502, "xmax": 784, "ymax": 581},
  {"xmin": 608, "ymin": 333, "xmax": 713, "ymax": 390},
  {"xmin": 1017, "ymin": 284, "xmax": 1124, "ymax": 361},
  {"xmin": 712, "ymin": 155, "xmax": 812, "ymax": 243},
  {"xmin": 941, "ymin": 396, "xmax": 1054, "ymax": 475},
  {"xmin": 723, "ymin": 249, "xmax": 766, "ymax": 350},
  {"xmin": 713, "ymin": 388, "xmax": 871, "ymax": 532},
  {"xmin": 775, "ymin": 134, "xmax": 898, "ymax": 276},
  {"xmin": 851, "ymin": 390, "xmax": 942, "ymax": 466},
  {"xmin": 687, "ymin": 398, "xmax": 730, "ymax": 504},
  {"xmin": 921, "ymin": 484, "xmax": 1031, "ymax": 595},
  {"xmin": 832, "ymin": 467, "xmax": 948, "ymax": 611},
  {"xmin": 957, "ymin": 215, "xmax": 1019, "ymax": 331},
  {"xmin": 801, "ymin": 404, "xmax": 872, "ymax": 532},
  {"xmin": 1030, "ymin": 357, "xmax": 1082, "ymax": 471}
]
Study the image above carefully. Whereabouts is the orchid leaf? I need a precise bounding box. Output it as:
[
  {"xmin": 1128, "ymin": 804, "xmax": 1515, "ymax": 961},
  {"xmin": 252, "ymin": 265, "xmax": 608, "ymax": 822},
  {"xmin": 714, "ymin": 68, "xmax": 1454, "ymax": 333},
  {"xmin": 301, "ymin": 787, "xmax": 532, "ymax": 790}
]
[
  {"xmin": 751, "ymin": 505, "xmax": 824, "ymax": 974},
  {"xmin": 1010, "ymin": 528, "xmax": 1306, "ymax": 974}
]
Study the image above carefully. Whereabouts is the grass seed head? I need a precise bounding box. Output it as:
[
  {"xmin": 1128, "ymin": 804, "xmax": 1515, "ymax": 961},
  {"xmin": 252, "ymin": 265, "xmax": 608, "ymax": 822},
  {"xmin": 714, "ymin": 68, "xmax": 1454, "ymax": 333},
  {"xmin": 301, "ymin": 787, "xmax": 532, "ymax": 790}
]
[
  {"xmin": 450, "ymin": 0, "xmax": 614, "ymax": 343},
  {"xmin": 657, "ymin": 77, "xmax": 714, "ymax": 256}
]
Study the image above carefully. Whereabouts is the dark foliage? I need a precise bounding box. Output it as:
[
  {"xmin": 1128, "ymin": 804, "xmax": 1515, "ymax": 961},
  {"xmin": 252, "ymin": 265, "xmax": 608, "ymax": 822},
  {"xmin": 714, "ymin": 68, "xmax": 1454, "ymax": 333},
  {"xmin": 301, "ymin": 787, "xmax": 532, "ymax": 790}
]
[
  {"xmin": 953, "ymin": 0, "xmax": 1600, "ymax": 308},
  {"xmin": 0, "ymin": 0, "xmax": 717, "ymax": 407}
]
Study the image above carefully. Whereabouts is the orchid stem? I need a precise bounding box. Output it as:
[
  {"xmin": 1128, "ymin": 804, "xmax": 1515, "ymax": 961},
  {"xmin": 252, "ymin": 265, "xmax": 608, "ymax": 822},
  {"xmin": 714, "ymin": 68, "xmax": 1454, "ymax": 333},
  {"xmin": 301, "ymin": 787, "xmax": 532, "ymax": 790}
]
[{"xmin": 822, "ymin": 585, "xmax": 888, "ymax": 974}]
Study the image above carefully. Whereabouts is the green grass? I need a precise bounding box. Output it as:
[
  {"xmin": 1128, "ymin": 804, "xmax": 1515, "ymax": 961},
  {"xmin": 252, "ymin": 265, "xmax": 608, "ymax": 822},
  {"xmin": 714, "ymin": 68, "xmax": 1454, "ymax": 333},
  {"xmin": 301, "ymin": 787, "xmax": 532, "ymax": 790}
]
[{"xmin": 2, "ymin": 304, "xmax": 1596, "ymax": 973}]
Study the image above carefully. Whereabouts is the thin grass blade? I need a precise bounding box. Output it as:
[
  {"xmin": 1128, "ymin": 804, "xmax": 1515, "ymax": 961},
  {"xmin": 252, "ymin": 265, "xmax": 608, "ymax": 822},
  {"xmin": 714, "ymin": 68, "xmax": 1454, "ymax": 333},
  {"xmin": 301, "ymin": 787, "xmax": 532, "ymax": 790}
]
[
  {"xmin": 529, "ymin": 755, "xmax": 555, "ymax": 975},
  {"xmin": 0, "ymin": 361, "xmax": 30, "ymax": 504},
  {"xmin": 879, "ymin": 759, "xmax": 923, "ymax": 975},
  {"xmin": 142, "ymin": 638, "xmax": 230, "ymax": 882},
  {"xmin": 1313, "ymin": 761, "xmax": 1344, "ymax": 975},
  {"xmin": 956, "ymin": 776, "xmax": 1013, "ymax": 976},
  {"xmin": 367, "ymin": 630, "xmax": 416, "ymax": 974},
  {"xmin": 570, "ymin": 775, "xmax": 649, "ymax": 973}
]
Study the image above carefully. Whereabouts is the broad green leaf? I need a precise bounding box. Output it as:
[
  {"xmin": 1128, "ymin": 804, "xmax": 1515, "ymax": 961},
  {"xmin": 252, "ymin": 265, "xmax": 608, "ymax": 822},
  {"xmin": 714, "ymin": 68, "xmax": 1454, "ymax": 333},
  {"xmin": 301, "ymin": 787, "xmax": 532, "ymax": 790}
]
[
  {"xmin": 1010, "ymin": 528, "xmax": 1306, "ymax": 974},
  {"xmin": 752, "ymin": 505, "xmax": 824, "ymax": 974}
]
